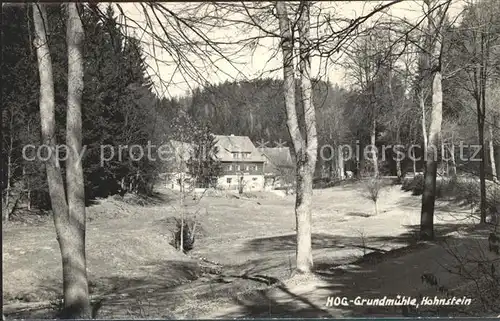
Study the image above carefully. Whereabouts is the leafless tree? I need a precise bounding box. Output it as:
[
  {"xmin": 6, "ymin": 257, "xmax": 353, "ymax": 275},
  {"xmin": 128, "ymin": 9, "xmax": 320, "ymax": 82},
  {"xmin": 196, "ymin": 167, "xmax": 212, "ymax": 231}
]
[
  {"xmin": 419, "ymin": 0, "xmax": 451, "ymax": 240},
  {"xmin": 33, "ymin": 3, "xmax": 91, "ymax": 317},
  {"xmin": 451, "ymin": 0, "xmax": 500, "ymax": 222}
]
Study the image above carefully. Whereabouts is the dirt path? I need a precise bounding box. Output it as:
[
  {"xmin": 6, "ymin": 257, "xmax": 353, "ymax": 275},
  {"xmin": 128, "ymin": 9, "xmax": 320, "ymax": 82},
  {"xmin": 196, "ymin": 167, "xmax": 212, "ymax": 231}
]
[{"xmin": 203, "ymin": 232, "xmax": 497, "ymax": 318}]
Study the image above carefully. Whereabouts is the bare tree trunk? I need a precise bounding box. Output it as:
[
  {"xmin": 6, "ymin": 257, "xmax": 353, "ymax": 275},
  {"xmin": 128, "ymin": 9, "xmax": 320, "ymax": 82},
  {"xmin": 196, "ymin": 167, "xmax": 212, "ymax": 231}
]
[
  {"xmin": 477, "ymin": 110, "xmax": 487, "ymax": 223},
  {"xmin": 421, "ymin": 70, "xmax": 443, "ymax": 240},
  {"xmin": 34, "ymin": 3, "xmax": 91, "ymax": 318},
  {"xmin": 369, "ymin": 79, "xmax": 379, "ymax": 178},
  {"xmin": 396, "ymin": 127, "xmax": 402, "ymax": 179},
  {"xmin": 441, "ymin": 141, "xmax": 446, "ymax": 176},
  {"xmin": 450, "ymin": 134, "xmax": 457, "ymax": 176},
  {"xmin": 476, "ymin": 30, "xmax": 488, "ymax": 223},
  {"xmin": 338, "ymin": 148, "xmax": 345, "ymax": 180},
  {"xmin": 420, "ymin": 92, "xmax": 428, "ymax": 157},
  {"xmin": 446, "ymin": 152, "xmax": 449, "ymax": 176},
  {"xmin": 4, "ymin": 143, "xmax": 12, "ymax": 220},
  {"xmin": 371, "ymin": 118, "xmax": 378, "ymax": 177},
  {"xmin": 63, "ymin": 4, "xmax": 91, "ymax": 318},
  {"xmin": 179, "ymin": 171, "xmax": 185, "ymax": 252},
  {"xmin": 489, "ymin": 122, "xmax": 498, "ymax": 183},
  {"xmin": 493, "ymin": 115, "xmax": 499, "ymax": 179},
  {"xmin": 420, "ymin": 0, "xmax": 449, "ymax": 240},
  {"xmin": 296, "ymin": 1, "xmax": 317, "ymax": 273},
  {"xmin": 4, "ymin": 109, "xmax": 14, "ymax": 221},
  {"xmin": 277, "ymin": 1, "xmax": 317, "ymax": 274},
  {"xmin": 26, "ymin": 122, "xmax": 32, "ymax": 211}
]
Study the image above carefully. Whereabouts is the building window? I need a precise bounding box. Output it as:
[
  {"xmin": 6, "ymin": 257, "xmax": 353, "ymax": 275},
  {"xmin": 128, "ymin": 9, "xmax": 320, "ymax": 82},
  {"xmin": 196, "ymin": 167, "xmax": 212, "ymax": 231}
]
[
  {"xmin": 236, "ymin": 165, "xmax": 241, "ymax": 171},
  {"xmin": 245, "ymin": 165, "xmax": 249, "ymax": 171},
  {"xmin": 233, "ymin": 153, "xmax": 239, "ymax": 159},
  {"xmin": 227, "ymin": 178, "xmax": 232, "ymax": 184},
  {"xmin": 254, "ymin": 165, "xmax": 258, "ymax": 170},
  {"xmin": 228, "ymin": 165, "xmax": 233, "ymax": 171}
]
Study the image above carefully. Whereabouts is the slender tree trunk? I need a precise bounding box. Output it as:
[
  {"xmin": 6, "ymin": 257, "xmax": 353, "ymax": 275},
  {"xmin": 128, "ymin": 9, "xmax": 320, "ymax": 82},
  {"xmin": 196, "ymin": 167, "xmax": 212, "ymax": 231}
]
[
  {"xmin": 338, "ymin": 148, "xmax": 345, "ymax": 180},
  {"xmin": 420, "ymin": 92, "xmax": 428, "ymax": 157},
  {"xmin": 493, "ymin": 115, "xmax": 499, "ymax": 179},
  {"xmin": 296, "ymin": 1, "xmax": 317, "ymax": 273},
  {"xmin": 371, "ymin": 118, "xmax": 378, "ymax": 177},
  {"xmin": 179, "ymin": 171, "xmax": 185, "ymax": 252},
  {"xmin": 446, "ymin": 154, "xmax": 449, "ymax": 176},
  {"xmin": 441, "ymin": 142, "xmax": 446, "ymax": 176},
  {"xmin": 26, "ymin": 122, "xmax": 32, "ymax": 211},
  {"xmin": 34, "ymin": 4, "xmax": 91, "ymax": 318},
  {"xmin": 330, "ymin": 142, "xmax": 335, "ymax": 180},
  {"xmin": 476, "ymin": 33, "xmax": 487, "ymax": 223},
  {"xmin": 5, "ymin": 144, "xmax": 12, "ymax": 220},
  {"xmin": 63, "ymin": 4, "xmax": 91, "ymax": 318},
  {"xmin": 396, "ymin": 127, "xmax": 402, "ymax": 179},
  {"xmin": 421, "ymin": 71, "xmax": 443, "ymax": 240},
  {"xmin": 33, "ymin": 0, "xmax": 70, "ymax": 258},
  {"xmin": 4, "ymin": 109, "xmax": 14, "ymax": 221},
  {"xmin": 477, "ymin": 113, "xmax": 487, "ymax": 223},
  {"xmin": 450, "ymin": 134, "xmax": 457, "ymax": 176},
  {"xmin": 277, "ymin": 1, "xmax": 317, "ymax": 274},
  {"xmin": 489, "ymin": 122, "xmax": 498, "ymax": 183}
]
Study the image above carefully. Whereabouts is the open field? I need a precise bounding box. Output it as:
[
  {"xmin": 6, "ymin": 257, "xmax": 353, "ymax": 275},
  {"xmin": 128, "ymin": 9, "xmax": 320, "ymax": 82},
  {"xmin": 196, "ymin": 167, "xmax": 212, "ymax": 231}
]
[{"xmin": 2, "ymin": 181, "xmax": 497, "ymax": 318}]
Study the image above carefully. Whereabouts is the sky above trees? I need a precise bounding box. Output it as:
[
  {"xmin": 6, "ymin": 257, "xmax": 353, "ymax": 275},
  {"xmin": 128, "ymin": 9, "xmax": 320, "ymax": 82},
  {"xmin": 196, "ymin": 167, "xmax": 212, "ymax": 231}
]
[{"xmin": 110, "ymin": 1, "xmax": 466, "ymax": 98}]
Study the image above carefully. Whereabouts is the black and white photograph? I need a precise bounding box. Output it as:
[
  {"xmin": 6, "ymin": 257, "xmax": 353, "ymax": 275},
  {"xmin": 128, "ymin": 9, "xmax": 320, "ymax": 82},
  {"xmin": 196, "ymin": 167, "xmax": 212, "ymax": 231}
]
[{"xmin": 2, "ymin": 0, "xmax": 500, "ymax": 319}]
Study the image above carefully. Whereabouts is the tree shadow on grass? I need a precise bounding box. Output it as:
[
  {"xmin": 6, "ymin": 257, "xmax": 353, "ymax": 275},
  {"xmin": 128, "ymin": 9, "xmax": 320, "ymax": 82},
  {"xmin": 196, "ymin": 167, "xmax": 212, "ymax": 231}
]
[{"xmin": 222, "ymin": 222, "xmax": 497, "ymax": 318}]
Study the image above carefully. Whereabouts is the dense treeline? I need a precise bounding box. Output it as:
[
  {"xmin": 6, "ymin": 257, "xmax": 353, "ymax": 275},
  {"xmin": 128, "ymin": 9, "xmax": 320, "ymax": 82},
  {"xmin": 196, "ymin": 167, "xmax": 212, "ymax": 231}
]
[{"xmin": 1, "ymin": 4, "xmax": 172, "ymax": 214}]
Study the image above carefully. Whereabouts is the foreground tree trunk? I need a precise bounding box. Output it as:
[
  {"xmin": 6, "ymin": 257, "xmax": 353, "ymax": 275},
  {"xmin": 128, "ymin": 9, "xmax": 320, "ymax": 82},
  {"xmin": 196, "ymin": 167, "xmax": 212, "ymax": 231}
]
[
  {"xmin": 421, "ymin": 72, "xmax": 443, "ymax": 240},
  {"xmin": 33, "ymin": 4, "xmax": 91, "ymax": 318},
  {"xmin": 277, "ymin": 1, "xmax": 317, "ymax": 274},
  {"xmin": 420, "ymin": 0, "xmax": 449, "ymax": 240},
  {"xmin": 63, "ymin": 3, "xmax": 91, "ymax": 317}
]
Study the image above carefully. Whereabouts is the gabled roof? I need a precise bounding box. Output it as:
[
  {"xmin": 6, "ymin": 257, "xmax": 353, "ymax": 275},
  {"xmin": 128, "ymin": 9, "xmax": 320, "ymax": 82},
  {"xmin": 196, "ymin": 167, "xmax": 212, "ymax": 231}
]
[
  {"xmin": 259, "ymin": 147, "xmax": 295, "ymax": 174},
  {"xmin": 214, "ymin": 135, "xmax": 266, "ymax": 163}
]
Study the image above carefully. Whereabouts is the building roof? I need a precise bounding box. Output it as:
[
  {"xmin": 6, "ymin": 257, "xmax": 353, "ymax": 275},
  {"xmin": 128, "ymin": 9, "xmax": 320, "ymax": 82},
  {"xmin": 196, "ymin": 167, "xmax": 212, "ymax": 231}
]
[
  {"xmin": 259, "ymin": 147, "xmax": 295, "ymax": 175},
  {"xmin": 214, "ymin": 135, "xmax": 266, "ymax": 163}
]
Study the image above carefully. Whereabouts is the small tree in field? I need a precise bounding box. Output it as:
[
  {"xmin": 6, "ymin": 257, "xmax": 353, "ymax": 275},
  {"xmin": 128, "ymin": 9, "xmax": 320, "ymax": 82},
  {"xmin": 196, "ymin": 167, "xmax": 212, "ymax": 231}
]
[{"xmin": 365, "ymin": 178, "xmax": 383, "ymax": 215}]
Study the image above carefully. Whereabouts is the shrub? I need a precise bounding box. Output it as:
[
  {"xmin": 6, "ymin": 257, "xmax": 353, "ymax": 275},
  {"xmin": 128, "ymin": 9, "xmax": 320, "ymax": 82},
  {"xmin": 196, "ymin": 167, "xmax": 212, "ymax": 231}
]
[
  {"xmin": 401, "ymin": 174, "xmax": 424, "ymax": 195},
  {"xmin": 170, "ymin": 217, "xmax": 197, "ymax": 253},
  {"xmin": 364, "ymin": 178, "xmax": 384, "ymax": 215}
]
